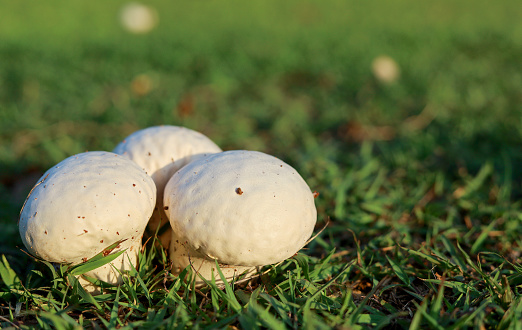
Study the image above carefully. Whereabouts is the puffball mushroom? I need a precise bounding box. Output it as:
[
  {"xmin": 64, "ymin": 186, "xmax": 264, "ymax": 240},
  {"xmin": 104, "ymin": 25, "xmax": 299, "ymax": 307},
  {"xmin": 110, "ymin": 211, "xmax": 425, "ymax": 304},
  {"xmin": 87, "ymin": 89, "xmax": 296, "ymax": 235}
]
[
  {"xmin": 18, "ymin": 151, "xmax": 156, "ymax": 293},
  {"xmin": 164, "ymin": 150, "xmax": 317, "ymax": 286},
  {"xmin": 120, "ymin": 2, "xmax": 158, "ymax": 34},
  {"xmin": 113, "ymin": 125, "xmax": 222, "ymax": 248}
]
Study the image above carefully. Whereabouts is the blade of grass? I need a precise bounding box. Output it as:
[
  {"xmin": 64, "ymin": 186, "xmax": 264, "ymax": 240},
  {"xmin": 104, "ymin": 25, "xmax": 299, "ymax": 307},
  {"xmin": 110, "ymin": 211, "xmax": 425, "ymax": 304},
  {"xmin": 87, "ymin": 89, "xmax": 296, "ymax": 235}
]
[
  {"xmin": 125, "ymin": 254, "xmax": 152, "ymax": 306},
  {"xmin": 409, "ymin": 297, "xmax": 428, "ymax": 330},
  {"xmin": 470, "ymin": 219, "xmax": 498, "ymax": 254},
  {"xmin": 299, "ymin": 260, "xmax": 355, "ymax": 313},
  {"xmin": 212, "ymin": 260, "xmax": 242, "ymax": 313},
  {"xmin": 458, "ymin": 162, "xmax": 493, "ymax": 199},
  {"xmin": 386, "ymin": 255, "xmax": 411, "ymax": 286},
  {"xmin": 244, "ymin": 301, "xmax": 286, "ymax": 330},
  {"xmin": 69, "ymin": 250, "xmax": 126, "ymax": 277},
  {"xmin": 0, "ymin": 255, "xmax": 21, "ymax": 291}
]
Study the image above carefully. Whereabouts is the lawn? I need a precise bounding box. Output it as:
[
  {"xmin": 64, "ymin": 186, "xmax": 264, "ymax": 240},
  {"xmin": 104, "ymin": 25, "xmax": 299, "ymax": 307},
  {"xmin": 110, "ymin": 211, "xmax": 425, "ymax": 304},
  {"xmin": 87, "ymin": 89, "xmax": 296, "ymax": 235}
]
[{"xmin": 1, "ymin": 0, "xmax": 522, "ymax": 328}]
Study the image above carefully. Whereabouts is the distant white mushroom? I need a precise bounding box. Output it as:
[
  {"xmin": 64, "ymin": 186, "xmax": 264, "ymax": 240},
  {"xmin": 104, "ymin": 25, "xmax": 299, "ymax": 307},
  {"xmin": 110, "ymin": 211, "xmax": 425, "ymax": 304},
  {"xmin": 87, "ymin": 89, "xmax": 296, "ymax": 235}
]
[
  {"xmin": 18, "ymin": 151, "xmax": 156, "ymax": 293},
  {"xmin": 163, "ymin": 150, "xmax": 317, "ymax": 286},
  {"xmin": 371, "ymin": 55, "xmax": 400, "ymax": 84},
  {"xmin": 113, "ymin": 126, "xmax": 222, "ymax": 248},
  {"xmin": 120, "ymin": 2, "xmax": 158, "ymax": 34}
]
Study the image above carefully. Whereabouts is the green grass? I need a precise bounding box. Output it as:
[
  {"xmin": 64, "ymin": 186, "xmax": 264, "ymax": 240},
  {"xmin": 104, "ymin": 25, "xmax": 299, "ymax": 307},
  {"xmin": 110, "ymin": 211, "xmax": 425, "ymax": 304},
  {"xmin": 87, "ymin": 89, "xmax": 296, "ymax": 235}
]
[{"xmin": 1, "ymin": 0, "xmax": 522, "ymax": 328}]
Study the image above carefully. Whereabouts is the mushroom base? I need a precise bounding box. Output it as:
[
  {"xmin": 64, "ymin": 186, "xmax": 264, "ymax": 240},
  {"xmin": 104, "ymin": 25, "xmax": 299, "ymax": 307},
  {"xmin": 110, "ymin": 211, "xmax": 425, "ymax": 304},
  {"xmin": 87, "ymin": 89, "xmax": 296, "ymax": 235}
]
[
  {"xmin": 169, "ymin": 234, "xmax": 259, "ymax": 287},
  {"xmin": 76, "ymin": 237, "xmax": 142, "ymax": 294}
]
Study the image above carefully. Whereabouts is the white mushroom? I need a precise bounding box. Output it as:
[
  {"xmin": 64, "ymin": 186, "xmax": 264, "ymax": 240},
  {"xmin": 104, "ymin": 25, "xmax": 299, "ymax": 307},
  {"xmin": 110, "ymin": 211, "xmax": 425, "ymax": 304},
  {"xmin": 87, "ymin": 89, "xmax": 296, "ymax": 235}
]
[
  {"xmin": 120, "ymin": 2, "xmax": 158, "ymax": 35},
  {"xmin": 371, "ymin": 55, "xmax": 400, "ymax": 84},
  {"xmin": 18, "ymin": 151, "xmax": 156, "ymax": 293},
  {"xmin": 113, "ymin": 125, "xmax": 222, "ymax": 248},
  {"xmin": 163, "ymin": 150, "xmax": 317, "ymax": 286}
]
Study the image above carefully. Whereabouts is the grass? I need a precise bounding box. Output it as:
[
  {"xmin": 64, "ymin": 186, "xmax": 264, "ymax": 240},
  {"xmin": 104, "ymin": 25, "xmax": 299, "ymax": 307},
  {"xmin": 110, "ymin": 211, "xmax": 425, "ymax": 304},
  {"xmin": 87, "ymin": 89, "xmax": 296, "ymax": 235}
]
[{"xmin": 1, "ymin": 0, "xmax": 522, "ymax": 328}]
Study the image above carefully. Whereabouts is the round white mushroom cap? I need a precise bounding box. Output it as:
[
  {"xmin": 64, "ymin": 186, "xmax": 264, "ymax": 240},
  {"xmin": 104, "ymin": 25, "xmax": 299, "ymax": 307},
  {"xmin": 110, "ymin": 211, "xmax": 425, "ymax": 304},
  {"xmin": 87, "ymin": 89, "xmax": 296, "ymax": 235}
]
[
  {"xmin": 113, "ymin": 125, "xmax": 222, "ymax": 247},
  {"xmin": 18, "ymin": 151, "xmax": 156, "ymax": 290},
  {"xmin": 164, "ymin": 150, "xmax": 317, "ymax": 270}
]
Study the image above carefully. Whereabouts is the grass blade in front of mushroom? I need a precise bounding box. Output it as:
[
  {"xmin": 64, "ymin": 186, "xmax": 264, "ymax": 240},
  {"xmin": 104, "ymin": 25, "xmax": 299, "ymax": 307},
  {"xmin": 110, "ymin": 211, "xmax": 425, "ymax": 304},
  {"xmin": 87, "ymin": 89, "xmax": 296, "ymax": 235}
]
[{"xmin": 68, "ymin": 240, "xmax": 127, "ymax": 277}]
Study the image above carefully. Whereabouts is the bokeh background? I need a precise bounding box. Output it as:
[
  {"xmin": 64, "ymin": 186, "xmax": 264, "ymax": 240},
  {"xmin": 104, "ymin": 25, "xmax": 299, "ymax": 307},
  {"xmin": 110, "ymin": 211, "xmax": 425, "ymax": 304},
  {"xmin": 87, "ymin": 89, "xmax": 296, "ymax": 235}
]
[{"xmin": 1, "ymin": 0, "xmax": 521, "ymax": 261}]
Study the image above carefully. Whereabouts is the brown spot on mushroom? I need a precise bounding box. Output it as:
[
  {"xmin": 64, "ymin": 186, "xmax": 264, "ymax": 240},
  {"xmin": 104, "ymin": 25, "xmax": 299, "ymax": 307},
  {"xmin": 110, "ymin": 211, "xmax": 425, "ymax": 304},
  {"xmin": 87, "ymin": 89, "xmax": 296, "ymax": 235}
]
[
  {"xmin": 133, "ymin": 184, "xmax": 136, "ymax": 187},
  {"xmin": 236, "ymin": 187, "xmax": 244, "ymax": 195},
  {"xmin": 44, "ymin": 231, "xmax": 47, "ymax": 234},
  {"xmin": 78, "ymin": 216, "xmax": 81, "ymax": 218},
  {"xmin": 164, "ymin": 206, "xmax": 169, "ymax": 210},
  {"xmin": 128, "ymin": 214, "xmax": 130, "ymax": 217},
  {"xmin": 84, "ymin": 229, "xmax": 88, "ymax": 233},
  {"xmin": 82, "ymin": 257, "xmax": 88, "ymax": 263},
  {"xmin": 100, "ymin": 240, "xmax": 104, "ymax": 243},
  {"xmin": 82, "ymin": 216, "xmax": 85, "ymax": 219},
  {"xmin": 313, "ymin": 191, "xmax": 320, "ymax": 198},
  {"xmin": 117, "ymin": 232, "xmax": 119, "ymax": 235}
]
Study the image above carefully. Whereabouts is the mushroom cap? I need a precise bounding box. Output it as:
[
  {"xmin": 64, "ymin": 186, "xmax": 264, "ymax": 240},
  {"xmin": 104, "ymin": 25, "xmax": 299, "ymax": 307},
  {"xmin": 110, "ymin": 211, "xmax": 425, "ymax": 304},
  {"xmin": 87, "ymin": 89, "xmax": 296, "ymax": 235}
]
[
  {"xmin": 18, "ymin": 151, "xmax": 156, "ymax": 265},
  {"xmin": 164, "ymin": 150, "xmax": 317, "ymax": 267},
  {"xmin": 113, "ymin": 125, "xmax": 222, "ymax": 185},
  {"xmin": 113, "ymin": 126, "xmax": 222, "ymax": 246}
]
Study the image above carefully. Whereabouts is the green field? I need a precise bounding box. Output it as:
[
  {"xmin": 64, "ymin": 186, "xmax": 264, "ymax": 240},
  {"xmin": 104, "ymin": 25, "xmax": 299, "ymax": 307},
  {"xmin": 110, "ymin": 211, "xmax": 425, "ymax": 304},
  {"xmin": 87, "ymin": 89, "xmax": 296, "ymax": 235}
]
[{"xmin": 1, "ymin": 0, "xmax": 522, "ymax": 328}]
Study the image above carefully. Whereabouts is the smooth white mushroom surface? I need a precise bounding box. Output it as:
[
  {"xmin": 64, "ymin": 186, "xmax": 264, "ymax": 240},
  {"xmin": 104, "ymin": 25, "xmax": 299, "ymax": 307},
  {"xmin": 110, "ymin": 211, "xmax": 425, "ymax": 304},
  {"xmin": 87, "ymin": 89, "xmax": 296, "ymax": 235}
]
[
  {"xmin": 164, "ymin": 150, "xmax": 317, "ymax": 284},
  {"xmin": 113, "ymin": 125, "xmax": 222, "ymax": 248},
  {"xmin": 18, "ymin": 151, "xmax": 156, "ymax": 292}
]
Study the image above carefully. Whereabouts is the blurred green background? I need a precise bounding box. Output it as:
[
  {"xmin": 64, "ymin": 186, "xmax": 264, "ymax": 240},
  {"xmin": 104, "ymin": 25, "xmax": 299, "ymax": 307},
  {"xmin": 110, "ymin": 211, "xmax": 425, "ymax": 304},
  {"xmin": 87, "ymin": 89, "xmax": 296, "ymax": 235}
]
[{"xmin": 1, "ymin": 0, "xmax": 521, "ymax": 253}]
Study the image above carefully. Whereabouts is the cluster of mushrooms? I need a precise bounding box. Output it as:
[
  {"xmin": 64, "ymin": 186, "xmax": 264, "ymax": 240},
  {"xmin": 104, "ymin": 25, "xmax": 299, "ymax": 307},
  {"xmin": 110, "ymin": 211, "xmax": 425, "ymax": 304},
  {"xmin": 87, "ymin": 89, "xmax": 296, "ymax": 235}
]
[{"xmin": 18, "ymin": 126, "xmax": 318, "ymax": 293}]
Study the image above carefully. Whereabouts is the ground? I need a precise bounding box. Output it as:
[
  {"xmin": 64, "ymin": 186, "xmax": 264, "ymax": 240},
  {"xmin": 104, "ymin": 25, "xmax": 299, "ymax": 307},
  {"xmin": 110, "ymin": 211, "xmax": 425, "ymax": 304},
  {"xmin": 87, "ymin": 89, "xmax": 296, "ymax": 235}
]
[{"xmin": 1, "ymin": 0, "xmax": 522, "ymax": 328}]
